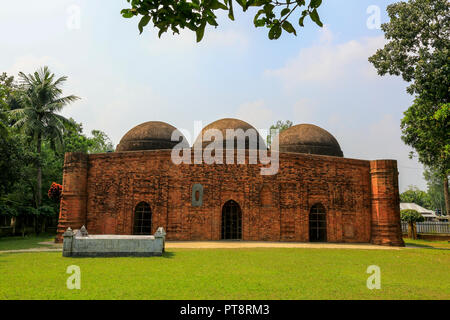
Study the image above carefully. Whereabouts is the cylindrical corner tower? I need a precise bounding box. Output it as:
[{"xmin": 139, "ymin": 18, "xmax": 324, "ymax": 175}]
[
  {"xmin": 55, "ymin": 152, "xmax": 88, "ymax": 243},
  {"xmin": 369, "ymin": 160, "xmax": 404, "ymax": 246}
]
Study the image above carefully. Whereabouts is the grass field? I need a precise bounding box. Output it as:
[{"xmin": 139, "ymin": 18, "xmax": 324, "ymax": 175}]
[
  {"xmin": 404, "ymin": 238, "xmax": 450, "ymax": 249},
  {"xmin": 0, "ymin": 239, "xmax": 449, "ymax": 300},
  {"xmin": 0, "ymin": 234, "xmax": 55, "ymax": 251}
]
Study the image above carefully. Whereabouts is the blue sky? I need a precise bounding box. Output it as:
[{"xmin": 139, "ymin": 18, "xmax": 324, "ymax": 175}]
[{"xmin": 0, "ymin": 0, "xmax": 426, "ymax": 191}]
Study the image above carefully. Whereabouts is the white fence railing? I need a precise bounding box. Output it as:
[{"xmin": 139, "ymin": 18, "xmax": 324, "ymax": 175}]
[{"xmin": 401, "ymin": 222, "xmax": 450, "ymax": 234}]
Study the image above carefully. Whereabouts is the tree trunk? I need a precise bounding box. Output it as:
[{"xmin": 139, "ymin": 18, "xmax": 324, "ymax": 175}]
[
  {"xmin": 444, "ymin": 175, "xmax": 450, "ymax": 219},
  {"xmin": 412, "ymin": 222, "xmax": 417, "ymax": 240},
  {"xmin": 36, "ymin": 133, "xmax": 42, "ymax": 208},
  {"xmin": 408, "ymin": 222, "xmax": 413, "ymax": 239},
  {"xmin": 12, "ymin": 216, "xmax": 16, "ymax": 235}
]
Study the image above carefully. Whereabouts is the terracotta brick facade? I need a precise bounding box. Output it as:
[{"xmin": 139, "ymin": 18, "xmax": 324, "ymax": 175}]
[{"xmin": 56, "ymin": 150, "xmax": 404, "ymax": 246}]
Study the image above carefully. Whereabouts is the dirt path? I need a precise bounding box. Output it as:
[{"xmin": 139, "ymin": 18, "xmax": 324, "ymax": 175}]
[
  {"xmin": 0, "ymin": 241, "xmax": 407, "ymax": 253},
  {"xmin": 165, "ymin": 241, "xmax": 403, "ymax": 250}
]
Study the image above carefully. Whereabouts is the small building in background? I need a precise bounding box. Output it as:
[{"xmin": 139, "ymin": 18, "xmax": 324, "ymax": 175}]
[{"xmin": 400, "ymin": 203, "xmax": 439, "ymax": 221}]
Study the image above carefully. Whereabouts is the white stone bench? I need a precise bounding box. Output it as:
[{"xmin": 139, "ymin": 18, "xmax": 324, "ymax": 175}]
[{"xmin": 62, "ymin": 226, "xmax": 166, "ymax": 257}]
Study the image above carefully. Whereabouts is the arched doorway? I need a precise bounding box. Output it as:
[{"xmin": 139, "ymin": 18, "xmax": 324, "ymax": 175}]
[
  {"xmin": 133, "ymin": 202, "xmax": 152, "ymax": 235},
  {"xmin": 309, "ymin": 203, "xmax": 327, "ymax": 242},
  {"xmin": 221, "ymin": 200, "xmax": 242, "ymax": 240}
]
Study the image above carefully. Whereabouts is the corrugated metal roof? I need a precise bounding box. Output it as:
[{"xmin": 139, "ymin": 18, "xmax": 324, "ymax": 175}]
[{"xmin": 400, "ymin": 203, "xmax": 436, "ymax": 216}]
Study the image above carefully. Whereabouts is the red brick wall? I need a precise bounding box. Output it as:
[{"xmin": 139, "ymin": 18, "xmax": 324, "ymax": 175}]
[
  {"xmin": 56, "ymin": 152, "xmax": 88, "ymax": 242},
  {"xmin": 370, "ymin": 160, "xmax": 404, "ymax": 246},
  {"xmin": 56, "ymin": 150, "xmax": 403, "ymax": 246}
]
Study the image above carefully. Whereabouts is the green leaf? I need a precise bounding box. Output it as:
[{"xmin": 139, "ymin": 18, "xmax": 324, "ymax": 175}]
[
  {"xmin": 210, "ymin": 0, "xmax": 228, "ymax": 10},
  {"xmin": 254, "ymin": 19, "xmax": 265, "ymax": 27},
  {"xmin": 196, "ymin": 22, "xmax": 206, "ymax": 42},
  {"xmin": 282, "ymin": 21, "xmax": 296, "ymax": 36},
  {"xmin": 309, "ymin": 8, "xmax": 323, "ymax": 27},
  {"xmin": 206, "ymin": 16, "xmax": 218, "ymax": 26},
  {"xmin": 228, "ymin": 0, "xmax": 235, "ymax": 20},
  {"xmin": 310, "ymin": 0, "xmax": 322, "ymax": 8},
  {"xmin": 298, "ymin": 14, "xmax": 306, "ymax": 27},
  {"xmin": 138, "ymin": 15, "xmax": 151, "ymax": 34},
  {"xmin": 268, "ymin": 23, "xmax": 282, "ymax": 40},
  {"xmin": 253, "ymin": 9, "xmax": 266, "ymax": 27},
  {"xmin": 244, "ymin": 0, "xmax": 255, "ymax": 10},
  {"xmin": 235, "ymin": 0, "xmax": 245, "ymax": 8},
  {"xmin": 121, "ymin": 10, "xmax": 135, "ymax": 18},
  {"xmin": 263, "ymin": 3, "xmax": 274, "ymax": 15},
  {"xmin": 281, "ymin": 8, "xmax": 290, "ymax": 17}
]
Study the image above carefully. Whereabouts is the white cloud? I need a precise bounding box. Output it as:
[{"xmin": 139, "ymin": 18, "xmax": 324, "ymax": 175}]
[
  {"xmin": 235, "ymin": 99, "xmax": 274, "ymax": 136},
  {"xmin": 61, "ymin": 80, "xmax": 171, "ymax": 147},
  {"xmin": 7, "ymin": 55, "xmax": 65, "ymax": 77},
  {"xmin": 262, "ymin": 27, "xmax": 425, "ymax": 191},
  {"xmin": 292, "ymin": 99, "xmax": 318, "ymax": 124},
  {"xmin": 329, "ymin": 114, "xmax": 426, "ymax": 191},
  {"xmin": 265, "ymin": 29, "xmax": 386, "ymax": 89},
  {"xmin": 207, "ymin": 29, "xmax": 248, "ymax": 48}
]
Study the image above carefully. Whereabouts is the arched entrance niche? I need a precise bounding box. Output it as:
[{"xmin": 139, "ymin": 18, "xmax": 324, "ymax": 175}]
[
  {"xmin": 221, "ymin": 200, "xmax": 242, "ymax": 240},
  {"xmin": 133, "ymin": 202, "xmax": 152, "ymax": 235},
  {"xmin": 309, "ymin": 203, "xmax": 327, "ymax": 242}
]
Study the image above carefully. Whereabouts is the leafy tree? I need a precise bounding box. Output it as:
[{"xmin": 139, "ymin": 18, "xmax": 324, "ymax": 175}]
[
  {"xmin": 63, "ymin": 118, "xmax": 114, "ymax": 154},
  {"xmin": 400, "ymin": 99, "xmax": 449, "ymax": 216},
  {"xmin": 63, "ymin": 119, "xmax": 92, "ymax": 153},
  {"xmin": 0, "ymin": 73, "xmax": 16, "ymax": 137},
  {"xmin": 400, "ymin": 185, "xmax": 431, "ymax": 209},
  {"xmin": 0, "ymin": 133, "xmax": 32, "ymax": 197},
  {"xmin": 369, "ymin": 0, "xmax": 450, "ymax": 216},
  {"xmin": 368, "ymin": 0, "xmax": 449, "ymax": 102},
  {"xmin": 9, "ymin": 67, "xmax": 79, "ymax": 208},
  {"xmin": 88, "ymin": 130, "xmax": 114, "ymax": 153},
  {"xmin": 423, "ymin": 166, "xmax": 446, "ymax": 215},
  {"xmin": 0, "ymin": 73, "xmax": 16, "ymax": 109},
  {"xmin": 267, "ymin": 120, "xmax": 292, "ymax": 147},
  {"xmin": 1, "ymin": 71, "xmax": 115, "ymax": 236},
  {"xmin": 121, "ymin": 0, "xmax": 324, "ymax": 42},
  {"xmin": 400, "ymin": 209, "xmax": 424, "ymax": 240}
]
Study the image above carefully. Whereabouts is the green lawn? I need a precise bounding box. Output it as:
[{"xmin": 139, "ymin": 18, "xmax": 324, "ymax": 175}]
[
  {"xmin": 0, "ymin": 245, "xmax": 449, "ymax": 300},
  {"xmin": 0, "ymin": 234, "xmax": 55, "ymax": 251},
  {"xmin": 404, "ymin": 238, "xmax": 450, "ymax": 249}
]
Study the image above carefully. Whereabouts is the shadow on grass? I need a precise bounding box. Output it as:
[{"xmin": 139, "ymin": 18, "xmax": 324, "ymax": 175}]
[
  {"xmin": 405, "ymin": 243, "xmax": 434, "ymax": 248},
  {"xmin": 162, "ymin": 251, "xmax": 175, "ymax": 259},
  {"xmin": 405, "ymin": 242, "xmax": 450, "ymax": 250}
]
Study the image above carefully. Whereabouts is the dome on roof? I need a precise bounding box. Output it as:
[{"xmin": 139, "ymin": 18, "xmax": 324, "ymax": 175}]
[
  {"xmin": 193, "ymin": 118, "xmax": 266, "ymax": 150},
  {"xmin": 116, "ymin": 121, "xmax": 188, "ymax": 152},
  {"xmin": 276, "ymin": 124, "xmax": 343, "ymax": 157}
]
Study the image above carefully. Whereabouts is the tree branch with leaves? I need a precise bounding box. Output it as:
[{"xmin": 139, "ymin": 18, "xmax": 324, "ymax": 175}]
[{"xmin": 121, "ymin": 0, "xmax": 323, "ymax": 42}]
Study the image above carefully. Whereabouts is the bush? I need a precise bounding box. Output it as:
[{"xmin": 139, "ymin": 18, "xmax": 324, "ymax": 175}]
[
  {"xmin": 400, "ymin": 209, "xmax": 425, "ymax": 223},
  {"xmin": 47, "ymin": 182, "xmax": 62, "ymax": 202}
]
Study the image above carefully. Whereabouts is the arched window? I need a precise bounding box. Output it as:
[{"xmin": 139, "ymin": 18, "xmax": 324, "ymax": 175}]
[
  {"xmin": 221, "ymin": 200, "xmax": 242, "ymax": 240},
  {"xmin": 309, "ymin": 203, "xmax": 327, "ymax": 242},
  {"xmin": 133, "ymin": 202, "xmax": 152, "ymax": 235}
]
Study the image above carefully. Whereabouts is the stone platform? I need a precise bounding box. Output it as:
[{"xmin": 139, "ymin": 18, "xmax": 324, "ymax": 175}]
[{"xmin": 62, "ymin": 226, "xmax": 166, "ymax": 257}]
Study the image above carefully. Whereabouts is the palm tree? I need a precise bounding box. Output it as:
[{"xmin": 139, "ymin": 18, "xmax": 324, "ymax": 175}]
[{"xmin": 9, "ymin": 66, "xmax": 79, "ymax": 207}]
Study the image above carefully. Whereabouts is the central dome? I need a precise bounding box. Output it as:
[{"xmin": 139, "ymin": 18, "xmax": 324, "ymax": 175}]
[
  {"xmin": 277, "ymin": 124, "xmax": 343, "ymax": 157},
  {"xmin": 193, "ymin": 118, "xmax": 266, "ymax": 150},
  {"xmin": 116, "ymin": 121, "xmax": 188, "ymax": 152}
]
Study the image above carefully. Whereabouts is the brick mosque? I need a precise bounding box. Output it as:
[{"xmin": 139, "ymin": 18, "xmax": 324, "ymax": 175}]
[{"xmin": 56, "ymin": 118, "xmax": 404, "ymax": 246}]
